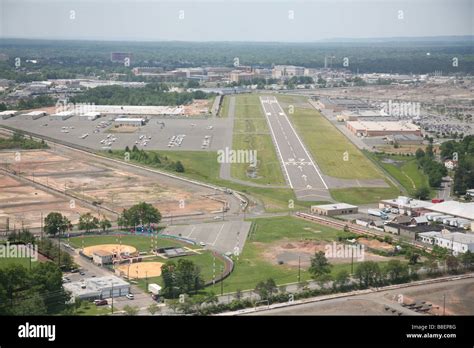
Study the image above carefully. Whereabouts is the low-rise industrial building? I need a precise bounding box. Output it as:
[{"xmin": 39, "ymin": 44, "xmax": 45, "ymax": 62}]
[
  {"xmin": 77, "ymin": 111, "xmax": 101, "ymax": 121},
  {"xmin": 379, "ymin": 196, "xmax": 434, "ymax": 216},
  {"xmin": 113, "ymin": 117, "xmax": 145, "ymax": 127},
  {"xmin": 21, "ymin": 110, "xmax": 48, "ymax": 120},
  {"xmin": 425, "ymin": 201, "xmax": 474, "ymax": 223},
  {"xmin": 311, "ymin": 203, "xmax": 358, "ymax": 216},
  {"xmin": 418, "ymin": 230, "xmax": 474, "ymax": 255},
  {"xmin": 0, "ymin": 110, "xmax": 17, "ymax": 120},
  {"xmin": 49, "ymin": 111, "xmax": 74, "ymax": 120},
  {"xmin": 63, "ymin": 275, "xmax": 130, "ymax": 300},
  {"xmin": 92, "ymin": 250, "xmax": 114, "ymax": 266},
  {"xmin": 346, "ymin": 121, "xmax": 421, "ymax": 137}
]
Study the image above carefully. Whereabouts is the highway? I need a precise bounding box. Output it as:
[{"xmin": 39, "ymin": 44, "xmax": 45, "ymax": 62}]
[{"xmin": 260, "ymin": 96, "xmax": 332, "ymax": 201}]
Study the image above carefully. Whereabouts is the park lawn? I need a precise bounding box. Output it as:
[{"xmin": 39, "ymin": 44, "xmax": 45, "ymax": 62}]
[
  {"xmin": 75, "ymin": 301, "xmax": 111, "ymax": 315},
  {"xmin": 330, "ymin": 186, "xmax": 400, "ymax": 205},
  {"xmin": 230, "ymin": 94, "xmax": 286, "ymax": 185},
  {"xmin": 68, "ymin": 235, "xmax": 189, "ymax": 253},
  {"xmin": 219, "ymin": 216, "xmax": 356, "ymax": 293},
  {"xmin": 370, "ymin": 153, "xmax": 433, "ymax": 197},
  {"xmin": 218, "ymin": 95, "xmax": 230, "ymax": 117},
  {"xmin": 281, "ymin": 100, "xmax": 384, "ymax": 180}
]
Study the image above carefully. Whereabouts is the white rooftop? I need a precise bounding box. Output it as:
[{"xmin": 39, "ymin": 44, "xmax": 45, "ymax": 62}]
[
  {"xmin": 382, "ymin": 196, "xmax": 434, "ymax": 209},
  {"xmin": 63, "ymin": 275, "xmax": 129, "ymax": 298},
  {"xmin": 313, "ymin": 203, "xmax": 358, "ymax": 210},
  {"xmin": 420, "ymin": 231, "xmax": 474, "ymax": 244},
  {"xmin": 427, "ymin": 201, "xmax": 474, "ymax": 221}
]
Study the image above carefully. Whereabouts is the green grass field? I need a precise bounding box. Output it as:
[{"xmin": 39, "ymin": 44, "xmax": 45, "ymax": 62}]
[
  {"xmin": 219, "ymin": 216, "xmax": 356, "ymax": 293},
  {"xmin": 231, "ymin": 94, "xmax": 286, "ymax": 185},
  {"xmin": 218, "ymin": 95, "xmax": 230, "ymax": 118},
  {"xmin": 330, "ymin": 186, "xmax": 401, "ymax": 205},
  {"xmin": 68, "ymin": 234, "xmax": 186, "ymax": 252},
  {"xmin": 280, "ymin": 99, "xmax": 384, "ymax": 180},
  {"xmin": 370, "ymin": 153, "xmax": 433, "ymax": 197}
]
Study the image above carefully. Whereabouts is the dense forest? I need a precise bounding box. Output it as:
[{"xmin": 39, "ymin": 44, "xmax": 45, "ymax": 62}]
[{"xmin": 0, "ymin": 38, "xmax": 473, "ymax": 83}]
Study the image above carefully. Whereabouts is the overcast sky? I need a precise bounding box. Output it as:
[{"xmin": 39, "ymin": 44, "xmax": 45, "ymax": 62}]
[{"xmin": 0, "ymin": 0, "xmax": 472, "ymax": 42}]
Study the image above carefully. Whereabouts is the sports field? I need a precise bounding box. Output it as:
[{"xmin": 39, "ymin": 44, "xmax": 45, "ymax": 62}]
[{"xmin": 231, "ymin": 94, "xmax": 285, "ymax": 185}]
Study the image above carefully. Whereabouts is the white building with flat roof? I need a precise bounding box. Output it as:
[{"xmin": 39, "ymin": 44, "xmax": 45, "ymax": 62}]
[
  {"xmin": 380, "ymin": 196, "xmax": 434, "ymax": 216},
  {"xmin": 418, "ymin": 230, "xmax": 474, "ymax": 255},
  {"xmin": 426, "ymin": 201, "xmax": 474, "ymax": 222},
  {"xmin": 113, "ymin": 117, "xmax": 145, "ymax": 127},
  {"xmin": 311, "ymin": 203, "xmax": 358, "ymax": 216},
  {"xmin": 63, "ymin": 275, "xmax": 130, "ymax": 300}
]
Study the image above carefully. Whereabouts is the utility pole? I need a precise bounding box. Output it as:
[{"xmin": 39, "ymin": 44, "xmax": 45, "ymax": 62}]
[
  {"xmin": 443, "ymin": 294, "xmax": 446, "ymax": 316},
  {"xmin": 220, "ymin": 266, "xmax": 224, "ymax": 296},
  {"xmin": 298, "ymin": 255, "xmax": 301, "ymax": 283},
  {"xmin": 57, "ymin": 227, "xmax": 61, "ymax": 267},
  {"xmin": 351, "ymin": 247, "xmax": 354, "ymax": 275},
  {"xmin": 111, "ymin": 281, "xmax": 114, "ymax": 314}
]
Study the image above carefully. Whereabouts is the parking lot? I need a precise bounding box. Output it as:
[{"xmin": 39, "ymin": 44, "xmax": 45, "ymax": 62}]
[
  {"xmin": 161, "ymin": 220, "xmax": 252, "ymax": 255},
  {"xmin": 0, "ymin": 115, "xmax": 231, "ymax": 151}
]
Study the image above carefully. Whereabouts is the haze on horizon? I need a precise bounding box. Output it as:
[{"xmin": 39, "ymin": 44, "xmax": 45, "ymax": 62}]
[{"xmin": 0, "ymin": 0, "xmax": 472, "ymax": 42}]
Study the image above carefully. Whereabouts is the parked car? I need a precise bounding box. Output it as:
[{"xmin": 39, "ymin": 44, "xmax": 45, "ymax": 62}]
[
  {"xmin": 94, "ymin": 299, "xmax": 108, "ymax": 306},
  {"xmin": 79, "ymin": 271, "xmax": 85, "ymax": 276},
  {"xmin": 126, "ymin": 294, "xmax": 134, "ymax": 300}
]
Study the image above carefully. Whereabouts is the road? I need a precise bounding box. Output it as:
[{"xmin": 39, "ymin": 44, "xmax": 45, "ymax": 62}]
[
  {"xmin": 260, "ymin": 96, "xmax": 332, "ymax": 201},
  {"xmin": 243, "ymin": 275, "xmax": 474, "ymax": 316}
]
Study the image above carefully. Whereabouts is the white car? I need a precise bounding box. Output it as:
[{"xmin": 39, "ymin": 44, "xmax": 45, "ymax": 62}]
[{"xmin": 126, "ymin": 293, "xmax": 134, "ymax": 300}]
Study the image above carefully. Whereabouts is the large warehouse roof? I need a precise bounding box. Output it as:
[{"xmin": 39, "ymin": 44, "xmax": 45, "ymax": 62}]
[
  {"xmin": 427, "ymin": 201, "xmax": 474, "ymax": 221},
  {"xmin": 347, "ymin": 121, "xmax": 420, "ymax": 132}
]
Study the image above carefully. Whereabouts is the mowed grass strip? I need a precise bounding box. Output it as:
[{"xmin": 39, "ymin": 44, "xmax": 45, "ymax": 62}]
[
  {"xmin": 370, "ymin": 154, "xmax": 433, "ymax": 197},
  {"xmin": 330, "ymin": 186, "xmax": 400, "ymax": 205},
  {"xmin": 280, "ymin": 99, "xmax": 383, "ymax": 180},
  {"xmin": 231, "ymin": 94, "xmax": 286, "ymax": 185},
  {"xmin": 220, "ymin": 216, "xmax": 355, "ymax": 293},
  {"xmin": 218, "ymin": 95, "xmax": 230, "ymax": 118}
]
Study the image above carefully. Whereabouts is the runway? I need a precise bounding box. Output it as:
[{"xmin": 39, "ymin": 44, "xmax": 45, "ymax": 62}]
[{"xmin": 260, "ymin": 96, "xmax": 332, "ymax": 201}]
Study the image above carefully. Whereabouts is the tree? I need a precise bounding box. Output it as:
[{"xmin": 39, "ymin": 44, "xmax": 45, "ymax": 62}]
[
  {"xmin": 147, "ymin": 303, "xmax": 160, "ymax": 315},
  {"xmin": 413, "ymin": 186, "xmax": 431, "ymax": 200},
  {"xmin": 254, "ymin": 278, "xmax": 277, "ymax": 300},
  {"xmin": 355, "ymin": 261, "xmax": 382, "ymax": 288},
  {"xmin": 415, "ymin": 148, "xmax": 425, "ymax": 160},
  {"xmin": 459, "ymin": 251, "xmax": 474, "ymax": 270},
  {"xmin": 334, "ymin": 270, "xmax": 350, "ymax": 291},
  {"xmin": 119, "ymin": 202, "xmax": 161, "ymax": 228},
  {"xmin": 308, "ymin": 251, "xmax": 332, "ymax": 281},
  {"xmin": 175, "ymin": 161, "xmax": 185, "ymax": 173},
  {"xmin": 406, "ymin": 252, "xmax": 420, "ymax": 265},
  {"xmin": 175, "ymin": 259, "xmax": 204, "ymax": 294},
  {"xmin": 123, "ymin": 305, "xmax": 139, "ymax": 316},
  {"xmin": 446, "ymin": 255, "xmax": 459, "ymax": 274},
  {"xmin": 385, "ymin": 260, "xmax": 409, "ymax": 283},
  {"xmin": 78, "ymin": 213, "xmax": 99, "ymax": 233},
  {"xmin": 99, "ymin": 217, "xmax": 112, "ymax": 232},
  {"xmin": 44, "ymin": 212, "xmax": 72, "ymax": 237}
]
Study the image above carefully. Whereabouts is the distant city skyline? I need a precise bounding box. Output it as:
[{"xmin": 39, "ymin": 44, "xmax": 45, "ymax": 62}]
[{"xmin": 1, "ymin": 0, "xmax": 472, "ymax": 42}]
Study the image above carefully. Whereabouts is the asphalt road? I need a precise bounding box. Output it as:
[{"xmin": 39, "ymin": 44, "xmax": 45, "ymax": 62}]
[{"xmin": 260, "ymin": 96, "xmax": 332, "ymax": 201}]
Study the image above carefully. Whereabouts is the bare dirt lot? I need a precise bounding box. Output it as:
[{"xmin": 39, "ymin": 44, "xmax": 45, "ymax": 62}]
[
  {"xmin": 117, "ymin": 261, "xmax": 164, "ymax": 278},
  {"xmin": 0, "ymin": 172, "xmax": 92, "ymax": 230},
  {"xmin": 82, "ymin": 244, "xmax": 137, "ymax": 258},
  {"xmin": 0, "ymin": 148, "xmax": 226, "ymax": 219},
  {"xmin": 259, "ymin": 238, "xmax": 396, "ymax": 268}
]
